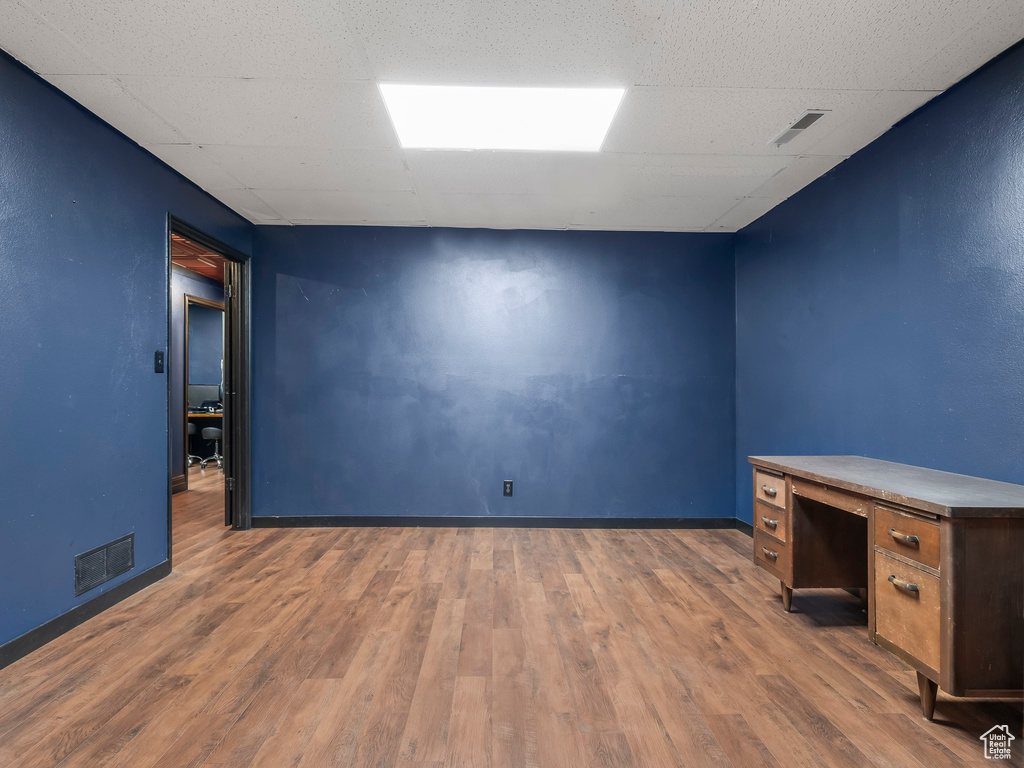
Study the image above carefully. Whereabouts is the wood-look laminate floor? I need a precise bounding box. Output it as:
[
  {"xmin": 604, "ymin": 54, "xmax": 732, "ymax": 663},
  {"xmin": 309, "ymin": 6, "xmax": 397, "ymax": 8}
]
[{"xmin": 1, "ymin": 471, "xmax": 1021, "ymax": 767}]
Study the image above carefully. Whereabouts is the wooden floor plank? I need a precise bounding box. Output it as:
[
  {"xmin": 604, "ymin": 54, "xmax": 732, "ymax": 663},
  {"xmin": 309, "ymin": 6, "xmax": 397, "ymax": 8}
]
[
  {"xmin": 491, "ymin": 628, "xmax": 535, "ymax": 768},
  {"xmin": 397, "ymin": 598, "xmax": 466, "ymax": 762},
  {"xmin": 446, "ymin": 676, "xmax": 492, "ymax": 768}
]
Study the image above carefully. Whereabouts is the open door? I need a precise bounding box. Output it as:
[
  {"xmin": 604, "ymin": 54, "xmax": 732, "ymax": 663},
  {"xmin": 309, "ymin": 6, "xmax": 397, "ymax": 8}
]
[
  {"xmin": 221, "ymin": 256, "xmax": 250, "ymax": 529},
  {"xmin": 222, "ymin": 260, "xmax": 237, "ymax": 526}
]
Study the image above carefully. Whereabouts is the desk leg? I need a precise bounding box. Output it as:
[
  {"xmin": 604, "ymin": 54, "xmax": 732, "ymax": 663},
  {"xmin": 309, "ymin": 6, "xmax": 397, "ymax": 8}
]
[
  {"xmin": 916, "ymin": 672, "xmax": 938, "ymax": 720},
  {"xmin": 781, "ymin": 582, "xmax": 793, "ymax": 612}
]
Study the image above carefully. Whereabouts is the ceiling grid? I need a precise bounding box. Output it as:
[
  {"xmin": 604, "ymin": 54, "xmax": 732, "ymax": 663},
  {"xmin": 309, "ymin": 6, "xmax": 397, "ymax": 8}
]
[{"xmin": 4, "ymin": 0, "xmax": 1022, "ymax": 230}]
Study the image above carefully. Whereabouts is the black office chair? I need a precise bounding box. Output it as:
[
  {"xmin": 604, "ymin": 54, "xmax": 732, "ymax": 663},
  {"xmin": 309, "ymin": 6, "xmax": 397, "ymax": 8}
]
[
  {"xmin": 200, "ymin": 427, "xmax": 223, "ymax": 470},
  {"xmin": 186, "ymin": 422, "xmax": 203, "ymax": 467}
]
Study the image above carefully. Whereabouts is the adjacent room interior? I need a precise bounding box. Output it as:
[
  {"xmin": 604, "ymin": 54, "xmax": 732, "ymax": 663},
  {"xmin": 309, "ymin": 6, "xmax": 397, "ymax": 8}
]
[
  {"xmin": 170, "ymin": 231, "xmax": 228, "ymax": 536},
  {"xmin": 1, "ymin": 2, "xmax": 1023, "ymax": 766}
]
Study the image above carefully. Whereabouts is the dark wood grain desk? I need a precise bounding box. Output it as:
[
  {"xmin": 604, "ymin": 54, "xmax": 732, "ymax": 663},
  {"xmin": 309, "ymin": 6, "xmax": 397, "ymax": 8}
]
[{"xmin": 749, "ymin": 455, "xmax": 1024, "ymax": 719}]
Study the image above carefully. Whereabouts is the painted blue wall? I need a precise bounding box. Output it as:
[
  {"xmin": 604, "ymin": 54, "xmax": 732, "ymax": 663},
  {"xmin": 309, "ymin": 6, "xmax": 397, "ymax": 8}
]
[
  {"xmin": 734, "ymin": 43, "xmax": 1024, "ymax": 521},
  {"xmin": 169, "ymin": 266, "xmax": 223, "ymax": 480},
  {"xmin": 252, "ymin": 227, "xmax": 736, "ymax": 520},
  {"xmin": 187, "ymin": 303, "xmax": 224, "ymax": 386},
  {"xmin": 0, "ymin": 52, "xmax": 250, "ymax": 647}
]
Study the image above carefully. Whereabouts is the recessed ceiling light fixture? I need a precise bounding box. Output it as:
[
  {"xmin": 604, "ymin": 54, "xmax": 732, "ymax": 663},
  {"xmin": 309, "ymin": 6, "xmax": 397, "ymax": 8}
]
[{"xmin": 379, "ymin": 84, "xmax": 625, "ymax": 152}]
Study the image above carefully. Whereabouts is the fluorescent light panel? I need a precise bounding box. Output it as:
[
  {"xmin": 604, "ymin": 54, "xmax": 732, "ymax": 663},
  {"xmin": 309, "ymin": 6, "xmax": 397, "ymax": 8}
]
[{"xmin": 379, "ymin": 84, "xmax": 625, "ymax": 152}]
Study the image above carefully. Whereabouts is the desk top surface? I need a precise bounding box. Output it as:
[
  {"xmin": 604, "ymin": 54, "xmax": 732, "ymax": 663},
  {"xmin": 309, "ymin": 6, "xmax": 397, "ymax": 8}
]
[
  {"xmin": 749, "ymin": 455, "xmax": 1024, "ymax": 517},
  {"xmin": 188, "ymin": 411, "xmax": 223, "ymax": 418}
]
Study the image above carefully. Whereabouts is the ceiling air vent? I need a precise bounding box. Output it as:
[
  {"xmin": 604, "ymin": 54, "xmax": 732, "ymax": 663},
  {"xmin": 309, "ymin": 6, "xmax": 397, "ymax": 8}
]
[
  {"xmin": 75, "ymin": 534, "xmax": 134, "ymax": 595},
  {"xmin": 770, "ymin": 110, "xmax": 827, "ymax": 147}
]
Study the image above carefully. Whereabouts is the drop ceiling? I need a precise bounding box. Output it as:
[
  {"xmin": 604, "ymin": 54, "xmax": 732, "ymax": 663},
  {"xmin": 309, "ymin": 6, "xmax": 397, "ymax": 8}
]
[{"xmin": 4, "ymin": 0, "xmax": 1023, "ymax": 231}]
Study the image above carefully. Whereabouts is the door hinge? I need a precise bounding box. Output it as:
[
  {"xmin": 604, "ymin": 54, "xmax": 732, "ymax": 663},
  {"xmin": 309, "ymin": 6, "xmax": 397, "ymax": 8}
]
[
  {"xmin": 227, "ymin": 477, "xmax": 235, "ymax": 492},
  {"xmin": 224, "ymin": 284, "xmax": 234, "ymax": 298}
]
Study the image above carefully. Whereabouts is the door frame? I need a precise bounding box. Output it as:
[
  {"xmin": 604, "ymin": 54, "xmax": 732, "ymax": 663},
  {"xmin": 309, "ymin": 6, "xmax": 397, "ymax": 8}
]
[
  {"xmin": 182, "ymin": 294, "xmax": 225, "ymax": 490},
  {"xmin": 166, "ymin": 215, "xmax": 252, "ymax": 567}
]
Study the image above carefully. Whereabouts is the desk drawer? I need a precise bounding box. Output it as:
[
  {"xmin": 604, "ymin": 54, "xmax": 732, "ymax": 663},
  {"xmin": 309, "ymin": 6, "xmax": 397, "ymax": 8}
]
[
  {"xmin": 754, "ymin": 501, "xmax": 787, "ymax": 543},
  {"xmin": 874, "ymin": 506, "xmax": 940, "ymax": 570},
  {"xmin": 754, "ymin": 529, "xmax": 789, "ymax": 579},
  {"xmin": 754, "ymin": 469, "xmax": 786, "ymax": 509},
  {"xmin": 874, "ymin": 551, "xmax": 940, "ymax": 672},
  {"xmin": 791, "ymin": 478, "xmax": 870, "ymax": 517}
]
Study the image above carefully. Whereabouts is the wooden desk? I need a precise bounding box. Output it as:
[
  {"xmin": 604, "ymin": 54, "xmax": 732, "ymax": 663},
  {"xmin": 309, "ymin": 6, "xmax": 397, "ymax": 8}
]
[
  {"xmin": 187, "ymin": 411, "xmax": 223, "ymax": 418},
  {"xmin": 749, "ymin": 455, "xmax": 1024, "ymax": 719}
]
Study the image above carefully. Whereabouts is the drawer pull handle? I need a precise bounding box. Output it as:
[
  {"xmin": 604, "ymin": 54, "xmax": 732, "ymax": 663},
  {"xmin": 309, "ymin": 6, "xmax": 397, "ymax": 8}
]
[
  {"xmin": 761, "ymin": 546, "xmax": 778, "ymax": 561},
  {"xmin": 760, "ymin": 484, "xmax": 778, "ymax": 497},
  {"xmin": 888, "ymin": 528, "xmax": 920, "ymax": 546},
  {"xmin": 888, "ymin": 575, "xmax": 920, "ymax": 595},
  {"xmin": 761, "ymin": 516, "xmax": 778, "ymax": 528}
]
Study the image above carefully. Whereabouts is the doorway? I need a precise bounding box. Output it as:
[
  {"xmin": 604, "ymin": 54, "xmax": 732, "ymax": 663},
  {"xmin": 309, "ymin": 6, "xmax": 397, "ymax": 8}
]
[
  {"xmin": 185, "ymin": 294, "xmax": 224, "ymax": 475},
  {"xmin": 166, "ymin": 217, "xmax": 251, "ymax": 561}
]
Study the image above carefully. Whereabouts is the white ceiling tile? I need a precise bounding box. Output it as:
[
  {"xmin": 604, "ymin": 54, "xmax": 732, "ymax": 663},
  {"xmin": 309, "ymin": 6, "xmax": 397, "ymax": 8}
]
[
  {"xmin": 403, "ymin": 151, "xmax": 786, "ymax": 203},
  {"xmin": 419, "ymin": 192, "xmax": 575, "ymax": 229},
  {"xmin": 904, "ymin": 0, "xmax": 1024, "ymax": 89},
  {"xmin": 639, "ymin": 0, "xmax": 1016, "ymax": 90},
  {"xmin": 201, "ymin": 146, "xmax": 413, "ymax": 192},
  {"xmin": 209, "ymin": 189, "xmax": 285, "ymax": 223},
  {"xmin": 20, "ymin": 0, "xmax": 369, "ymax": 80},
  {"xmin": 406, "ymin": 152, "xmax": 560, "ymax": 195},
  {"xmin": 571, "ymin": 195, "xmax": 738, "ymax": 231},
  {"xmin": 116, "ymin": 78, "xmax": 397, "ymax": 149},
  {"xmin": 604, "ymin": 87, "xmax": 878, "ymax": 156},
  {"xmin": 43, "ymin": 74, "xmax": 186, "ymax": 144},
  {"xmin": 254, "ymin": 189, "xmax": 426, "ymax": 225},
  {"xmin": 707, "ymin": 197, "xmax": 781, "ymax": 231},
  {"xmin": 747, "ymin": 156, "xmax": 846, "ymax": 200},
  {"xmin": 802, "ymin": 90, "xmax": 939, "ymax": 157},
  {"xmin": 404, "ymin": 151, "xmax": 619, "ymax": 197},
  {"xmin": 144, "ymin": 143, "xmax": 243, "ymax": 190},
  {"xmin": 612, "ymin": 152, "xmax": 791, "ymax": 174},
  {"xmin": 615, "ymin": 155, "xmax": 781, "ymax": 199},
  {"xmin": 343, "ymin": 0, "xmax": 670, "ymax": 86},
  {"xmin": 2, "ymin": 1, "xmax": 102, "ymax": 74}
]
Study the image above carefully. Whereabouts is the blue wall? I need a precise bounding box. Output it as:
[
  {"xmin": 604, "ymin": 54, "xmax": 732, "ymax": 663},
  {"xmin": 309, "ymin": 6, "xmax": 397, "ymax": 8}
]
[
  {"xmin": 252, "ymin": 227, "xmax": 736, "ymax": 520},
  {"xmin": 0, "ymin": 52, "xmax": 250, "ymax": 647},
  {"xmin": 734, "ymin": 43, "xmax": 1024, "ymax": 521},
  {"xmin": 187, "ymin": 303, "xmax": 224, "ymax": 386},
  {"xmin": 169, "ymin": 266, "xmax": 223, "ymax": 480}
]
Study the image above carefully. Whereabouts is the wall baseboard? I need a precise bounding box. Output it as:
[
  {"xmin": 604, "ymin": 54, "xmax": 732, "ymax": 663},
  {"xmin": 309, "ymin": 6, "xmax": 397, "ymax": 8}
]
[
  {"xmin": 0, "ymin": 560, "xmax": 170, "ymax": 671},
  {"xmin": 171, "ymin": 474, "xmax": 187, "ymax": 494},
  {"xmin": 253, "ymin": 515, "xmax": 749, "ymax": 530},
  {"xmin": 735, "ymin": 520, "xmax": 753, "ymax": 536}
]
